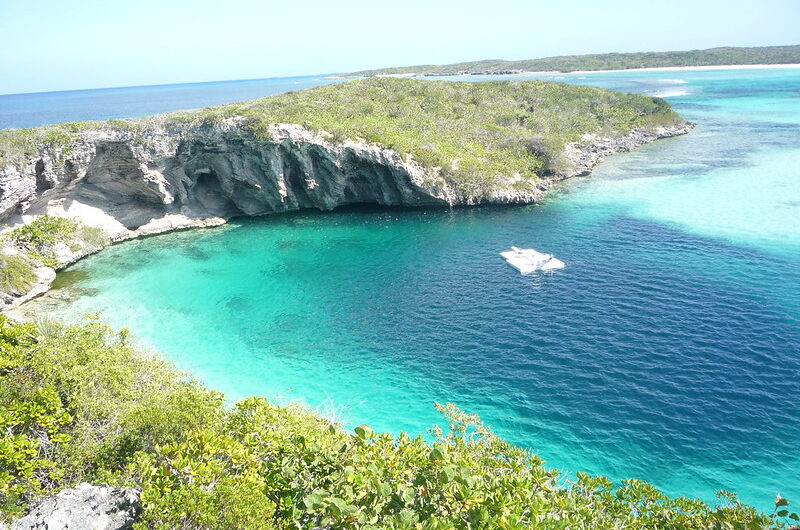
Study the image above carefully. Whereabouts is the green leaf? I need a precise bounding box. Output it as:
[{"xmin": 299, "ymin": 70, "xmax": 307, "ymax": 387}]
[
  {"xmin": 303, "ymin": 491, "xmax": 325, "ymax": 510},
  {"xmin": 440, "ymin": 467, "xmax": 455, "ymax": 483},
  {"xmin": 354, "ymin": 425, "xmax": 372, "ymax": 439},
  {"xmin": 329, "ymin": 496, "xmax": 349, "ymax": 515},
  {"xmin": 777, "ymin": 510, "xmax": 789, "ymax": 517},
  {"xmin": 401, "ymin": 486, "xmax": 415, "ymax": 504}
]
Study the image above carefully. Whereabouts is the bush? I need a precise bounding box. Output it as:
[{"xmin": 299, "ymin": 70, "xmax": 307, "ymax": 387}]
[
  {"xmin": 5, "ymin": 215, "xmax": 108, "ymax": 268},
  {"xmin": 0, "ymin": 252, "xmax": 35, "ymax": 295},
  {"xmin": 0, "ymin": 316, "xmax": 223, "ymax": 515},
  {"xmin": 6, "ymin": 215, "xmax": 77, "ymax": 267}
]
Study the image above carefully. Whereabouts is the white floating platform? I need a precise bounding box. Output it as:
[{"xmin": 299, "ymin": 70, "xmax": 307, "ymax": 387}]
[{"xmin": 500, "ymin": 246, "xmax": 565, "ymax": 274}]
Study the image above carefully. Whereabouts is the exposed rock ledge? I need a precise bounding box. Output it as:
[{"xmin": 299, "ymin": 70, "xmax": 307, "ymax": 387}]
[
  {"xmin": 0, "ymin": 120, "xmax": 692, "ymax": 311},
  {"xmin": 8, "ymin": 483, "xmax": 140, "ymax": 530}
]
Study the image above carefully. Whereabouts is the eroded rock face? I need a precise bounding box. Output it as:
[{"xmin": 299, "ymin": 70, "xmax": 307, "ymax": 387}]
[
  {"xmin": 0, "ymin": 120, "xmax": 691, "ymax": 238},
  {"xmin": 1, "ymin": 122, "xmax": 463, "ymax": 235},
  {"xmin": 11, "ymin": 483, "xmax": 140, "ymax": 530}
]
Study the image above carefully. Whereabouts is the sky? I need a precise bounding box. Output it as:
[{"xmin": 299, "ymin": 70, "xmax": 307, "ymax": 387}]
[{"xmin": 1, "ymin": 0, "xmax": 798, "ymax": 95}]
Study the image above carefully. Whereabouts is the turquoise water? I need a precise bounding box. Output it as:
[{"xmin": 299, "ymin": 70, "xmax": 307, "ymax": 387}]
[{"xmin": 32, "ymin": 68, "xmax": 800, "ymax": 510}]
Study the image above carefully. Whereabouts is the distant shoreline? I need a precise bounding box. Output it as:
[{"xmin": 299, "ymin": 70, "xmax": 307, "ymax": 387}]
[
  {"xmin": 536, "ymin": 63, "xmax": 800, "ymax": 75},
  {"xmin": 333, "ymin": 63, "xmax": 800, "ymax": 79}
]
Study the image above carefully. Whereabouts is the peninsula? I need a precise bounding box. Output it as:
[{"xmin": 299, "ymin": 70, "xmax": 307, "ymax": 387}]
[
  {"xmin": 0, "ymin": 78, "xmax": 689, "ymax": 309},
  {"xmin": 348, "ymin": 44, "xmax": 800, "ymax": 77}
]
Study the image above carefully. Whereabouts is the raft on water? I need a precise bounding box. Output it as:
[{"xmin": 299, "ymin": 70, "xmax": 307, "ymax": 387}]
[{"xmin": 500, "ymin": 246, "xmax": 565, "ymax": 274}]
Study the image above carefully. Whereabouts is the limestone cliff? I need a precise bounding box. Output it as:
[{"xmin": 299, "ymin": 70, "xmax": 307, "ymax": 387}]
[
  {"xmin": 1, "ymin": 121, "xmax": 459, "ymax": 240},
  {"xmin": 0, "ymin": 120, "xmax": 691, "ymax": 240}
]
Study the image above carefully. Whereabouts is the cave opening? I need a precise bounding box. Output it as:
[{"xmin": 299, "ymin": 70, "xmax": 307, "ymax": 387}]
[
  {"xmin": 191, "ymin": 169, "xmax": 243, "ymax": 217},
  {"xmin": 35, "ymin": 159, "xmax": 52, "ymax": 193}
]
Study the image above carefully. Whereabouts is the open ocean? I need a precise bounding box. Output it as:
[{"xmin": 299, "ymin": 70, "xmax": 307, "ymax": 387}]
[
  {"xmin": 0, "ymin": 75, "xmax": 341, "ymax": 129},
  {"xmin": 11, "ymin": 67, "xmax": 800, "ymax": 510}
]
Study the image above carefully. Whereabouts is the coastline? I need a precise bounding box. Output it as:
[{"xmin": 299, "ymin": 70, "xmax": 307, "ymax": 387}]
[
  {"xmin": 348, "ymin": 63, "xmax": 800, "ymax": 79},
  {"xmin": 544, "ymin": 63, "xmax": 800, "ymax": 75},
  {"xmin": 1, "ymin": 122, "xmax": 692, "ymax": 316}
]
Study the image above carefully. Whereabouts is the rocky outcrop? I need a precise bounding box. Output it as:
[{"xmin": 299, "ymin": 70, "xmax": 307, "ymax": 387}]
[
  {"xmin": 10, "ymin": 483, "xmax": 140, "ymax": 530},
  {"xmin": 559, "ymin": 124, "xmax": 693, "ymax": 178},
  {"xmin": 0, "ymin": 119, "xmax": 691, "ymax": 311},
  {"xmin": 0, "ymin": 121, "xmax": 461, "ymax": 237}
]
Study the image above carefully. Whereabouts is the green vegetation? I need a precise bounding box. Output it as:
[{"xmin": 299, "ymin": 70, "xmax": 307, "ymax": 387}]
[
  {"xmin": 6, "ymin": 215, "xmax": 78, "ymax": 268},
  {"xmin": 3, "ymin": 215, "xmax": 109, "ymax": 268},
  {"xmin": 0, "ymin": 252, "xmax": 35, "ymax": 294},
  {"xmin": 0, "ymin": 121, "xmax": 99, "ymax": 167},
  {"xmin": 1, "ymin": 315, "xmax": 797, "ymax": 528},
  {"xmin": 350, "ymin": 44, "xmax": 800, "ymax": 76},
  {"xmin": 179, "ymin": 78, "xmax": 683, "ymax": 198},
  {"xmin": 0, "ymin": 79, "xmax": 683, "ymax": 201}
]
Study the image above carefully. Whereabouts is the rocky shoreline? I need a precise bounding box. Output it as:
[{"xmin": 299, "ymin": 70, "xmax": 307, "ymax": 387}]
[{"xmin": 0, "ymin": 121, "xmax": 692, "ymax": 312}]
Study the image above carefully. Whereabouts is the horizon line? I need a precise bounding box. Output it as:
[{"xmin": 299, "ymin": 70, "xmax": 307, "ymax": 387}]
[{"xmin": 0, "ymin": 72, "xmax": 343, "ymax": 98}]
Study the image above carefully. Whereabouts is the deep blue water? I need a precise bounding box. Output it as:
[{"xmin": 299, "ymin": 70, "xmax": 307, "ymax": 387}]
[
  {"xmin": 0, "ymin": 75, "xmax": 341, "ymax": 129},
  {"xmin": 13, "ymin": 67, "xmax": 800, "ymax": 510}
]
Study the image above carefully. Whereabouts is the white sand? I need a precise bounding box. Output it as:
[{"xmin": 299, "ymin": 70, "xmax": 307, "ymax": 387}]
[{"xmin": 516, "ymin": 64, "xmax": 800, "ymax": 76}]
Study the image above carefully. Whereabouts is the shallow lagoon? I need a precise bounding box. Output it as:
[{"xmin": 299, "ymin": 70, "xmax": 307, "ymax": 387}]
[{"xmin": 29, "ymin": 68, "xmax": 800, "ymax": 509}]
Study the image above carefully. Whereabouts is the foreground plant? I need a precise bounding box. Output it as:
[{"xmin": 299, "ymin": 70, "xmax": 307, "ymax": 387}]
[{"xmin": 0, "ymin": 315, "xmax": 788, "ymax": 528}]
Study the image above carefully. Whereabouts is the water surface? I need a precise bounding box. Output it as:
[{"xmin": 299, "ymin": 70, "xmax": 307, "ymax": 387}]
[{"xmin": 0, "ymin": 75, "xmax": 341, "ymax": 129}]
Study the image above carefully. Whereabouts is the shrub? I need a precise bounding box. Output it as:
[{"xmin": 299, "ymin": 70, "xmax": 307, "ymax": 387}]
[
  {"xmin": 0, "ymin": 315, "xmax": 224, "ymax": 516},
  {"xmin": 6, "ymin": 215, "xmax": 77, "ymax": 267},
  {"xmin": 5, "ymin": 215, "xmax": 108, "ymax": 268},
  {"xmin": 75, "ymin": 225, "xmax": 110, "ymax": 249}
]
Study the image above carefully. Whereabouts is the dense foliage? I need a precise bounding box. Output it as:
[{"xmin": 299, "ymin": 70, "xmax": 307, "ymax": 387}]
[
  {"xmin": 350, "ymin": 45, "xmax": 800, "ymax": 76},
  {"xmin": 0, "ymin": 79, "xmax": 684, "ymax": 201},
  {"xmin": 1, "ymin": 315, "xmax": 796, "ymax": 528}
]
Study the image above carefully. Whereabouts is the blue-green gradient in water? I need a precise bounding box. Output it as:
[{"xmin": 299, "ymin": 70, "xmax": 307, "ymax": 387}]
[{"xmin": 37, "ymin": 68, "xmax": 800, "ymax": 509}]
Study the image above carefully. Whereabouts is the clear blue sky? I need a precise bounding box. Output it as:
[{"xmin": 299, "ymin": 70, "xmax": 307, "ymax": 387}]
[{"xmin": 1, "ymin": 0, "xmax": 798, "ymax": 95}]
